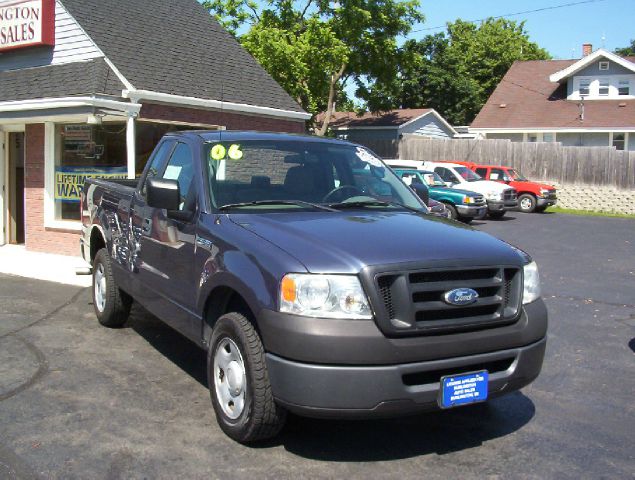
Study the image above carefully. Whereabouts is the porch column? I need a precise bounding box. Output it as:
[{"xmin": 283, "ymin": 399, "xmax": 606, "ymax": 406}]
[{"xmin": 126, "ymin": 113, "xmax": 137, "ymax": 179}]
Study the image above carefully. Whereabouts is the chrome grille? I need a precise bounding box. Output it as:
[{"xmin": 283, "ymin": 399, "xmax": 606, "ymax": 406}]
[
  {"xmin": 372, "ymin": 266, "xmax": 522, "ymax": 336},
  {"xmin": 503, "ymin": 189, "xmax": 517, "ymax": 201}
]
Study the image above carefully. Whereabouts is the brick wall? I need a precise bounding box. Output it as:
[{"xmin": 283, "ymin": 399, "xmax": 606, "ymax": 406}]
[
  {"xmin": 139, "ymin": 103, "xmax": 306, "ymax": 133},
  {"xmin": 24, "ymin": 124, "xmax": 78, "ymax": 257}
]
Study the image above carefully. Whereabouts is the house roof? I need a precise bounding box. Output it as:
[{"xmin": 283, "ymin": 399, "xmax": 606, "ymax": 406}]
[
  {"xmin": 0, "ymin": 58, "xmax": 125, "ymax": 102},
  {"xmin": 550, "ymin": 49, "xmax": 635, "ymax": 82},
  {"xmin": 60, "ymin": 0, "xmax": 305, "ymax": 114},
  {"xmin": 327, "ymin": 108, "xmax": 434, "ymax": 128},
  {"xmin": 471, "ymin": 58, "xmax": 635, "ymax": 130}
]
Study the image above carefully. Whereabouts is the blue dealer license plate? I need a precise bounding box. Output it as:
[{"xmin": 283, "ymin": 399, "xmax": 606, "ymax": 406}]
[{"xmin": 439, "ymin": 370, "xmax": 488, "ymax": 409}]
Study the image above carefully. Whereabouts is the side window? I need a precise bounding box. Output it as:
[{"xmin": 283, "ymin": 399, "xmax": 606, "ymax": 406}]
[
  {"xmin": 475, "ymin": 167, "xmax": 488, "ymax": 178},
  {"xmin": 435, "ymin": 167, "xmax": 456, "ymax": 183},
  {"xmin": 141, "ymin": 140, "xmax": 174, "ymax": 196},
  {"xmin": 162, "ymin": 142, "xmax": 196, "ymax": 211},
  {"xmin": 490, "ymin": 168, "xmax": 507, "ymax": 181}
]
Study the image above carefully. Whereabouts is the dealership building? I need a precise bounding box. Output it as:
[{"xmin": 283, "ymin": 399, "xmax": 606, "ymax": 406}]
[{"xmin": 0, "ymin": 0, "xmax": 309, "ymax": 255}]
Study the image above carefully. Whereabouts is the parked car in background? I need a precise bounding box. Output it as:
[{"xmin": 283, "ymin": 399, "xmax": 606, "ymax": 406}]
[
  {"xmin": 387, "ymin": 160, "xmax": 518, "ymax": 219},
  {"xmin": 387, "ymin": 163, "xmax": 486, "ymax": 223},
  {"xmin": 452, "ymin": 162, "xmax": 557, "ymax": 213},
  {"xmin": 427, "ymin": 198, "xmax": 452, "ymax": 218}
]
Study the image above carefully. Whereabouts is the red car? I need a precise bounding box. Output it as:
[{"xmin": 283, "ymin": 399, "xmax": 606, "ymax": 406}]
[{"xmin": 452, "ymin": 162, "xmax": 557, "ymax": 213}]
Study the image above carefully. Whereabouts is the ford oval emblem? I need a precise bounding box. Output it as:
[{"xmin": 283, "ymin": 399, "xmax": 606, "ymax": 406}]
[{"xmin": 443, "ymin": 288, "xmax": 479, "ymax": 306}]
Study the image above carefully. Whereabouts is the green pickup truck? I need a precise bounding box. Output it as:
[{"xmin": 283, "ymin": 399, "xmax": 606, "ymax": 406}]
[{"xmin": 393, "ymin": 168, "xmax": 487, "ymax": 223}]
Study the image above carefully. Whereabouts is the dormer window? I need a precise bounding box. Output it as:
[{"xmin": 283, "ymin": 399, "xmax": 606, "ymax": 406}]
[
  {"xmin": 579, "ymin": 79, "xmax": 590, "ymax": 96},
  {"xmin": 599, "ymin": 61, "xmax": 609, "ymax": 71},
  {"xmin": 599, "ymin": 79, "xmax": 610, "ymax": 96}
]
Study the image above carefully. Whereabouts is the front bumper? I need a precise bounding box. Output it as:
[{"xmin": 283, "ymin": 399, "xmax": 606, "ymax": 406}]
[
  {"xmin": 536, "ymin": 197, "xmax": 557, "ymax": 208},
  {"xmin": 456, "ymin": 204, "xmax": 488, "ymax": 218},
  {"xmin": 267, "ymin": 336, "xmax": 546, "ymax": 418},
  {"xmin": 487, "ymin": 199, "xmax": 518, "ymax": 212}
]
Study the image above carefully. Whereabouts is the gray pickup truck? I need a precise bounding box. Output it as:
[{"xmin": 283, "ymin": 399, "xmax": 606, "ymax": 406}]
[{"xmin": 80, "ymin": 131, "xmax": 547, "ymax": 443}]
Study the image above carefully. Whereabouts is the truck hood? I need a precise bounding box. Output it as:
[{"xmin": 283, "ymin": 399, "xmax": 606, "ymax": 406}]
[
  {"xmin": 229, "ymin": 211, "xmax": 523, "ymax": 274},
  {"xmin": 453, "ymin": 180, "xmax": 511, "ymax": 194},
  {"xmin": 511, "ymin": 180, "xmax": 555, "ymax": 191},
  {"xmin": 429, "ymin": 186, "xmax": 483, "ymax": 197}
]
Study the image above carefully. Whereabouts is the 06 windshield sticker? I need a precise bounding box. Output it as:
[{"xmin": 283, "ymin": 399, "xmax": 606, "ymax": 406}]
[
  {"xmin": 210, "ymin": 144, "xmax": 243, "ymax": 161},
  {"xmin": 355, "ymin": 147, "xmax": 383, "ymax": 167}
]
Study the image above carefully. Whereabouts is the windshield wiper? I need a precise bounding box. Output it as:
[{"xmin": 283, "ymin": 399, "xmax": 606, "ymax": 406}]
[
  {"xmin": 327, "ymin": 199, "xmax": 425, "ymax": 213},
  {"xmin": 218, "ymin": 199, "xmax": 338, "ymax": 212}
]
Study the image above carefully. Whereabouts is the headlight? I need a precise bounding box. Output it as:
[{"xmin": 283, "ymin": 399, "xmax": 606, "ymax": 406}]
[
  {"xmin": 487, "ymin": 191, "xmax": 502, "ymax": 201},
  {"xmin": 464, "ymin": 196, "xmax": 475, "ymax": 204},
  {"xmin": 539, "ymin": 188, "xmax": 550, "ymax": 197},
  {"xmin": 280, "ymin": 274, "xmax": 372, "ymax": 319},
  {"xmin": 523, "ymin": 261, "xmax": 541, "ymax": 304}
]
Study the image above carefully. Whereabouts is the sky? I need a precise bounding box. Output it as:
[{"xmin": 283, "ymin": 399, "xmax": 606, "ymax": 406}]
[{"xmin": 408, "ymin": 0, "xmax": 634, "ymax": 59}]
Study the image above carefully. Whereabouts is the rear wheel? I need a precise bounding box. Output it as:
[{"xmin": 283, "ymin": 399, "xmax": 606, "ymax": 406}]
[
  {"xmin": 92, "ymin": 248, "xmax": 132, "ymax": 328},
  {"xmin": 208, "ymin": 312, "xmax": 286, "ymax": 443},
  {"xmin": 518, "ymin": 194, "xmax": 537, "ymax": 213},
  {"xmin": 488, "ymin": 211, "xmax": 506, "ymax": 219}
]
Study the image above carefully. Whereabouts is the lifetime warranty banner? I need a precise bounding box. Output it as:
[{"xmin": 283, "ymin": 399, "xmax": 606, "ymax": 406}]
[{"xmin": 55, "ymin": 166, "xmax": 128, "ymax": 202}]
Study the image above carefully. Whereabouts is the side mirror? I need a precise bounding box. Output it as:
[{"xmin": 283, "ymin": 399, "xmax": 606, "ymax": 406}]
[{"xmin": 147, "ymin": 177, "xmax": 180, "ymax": 211}]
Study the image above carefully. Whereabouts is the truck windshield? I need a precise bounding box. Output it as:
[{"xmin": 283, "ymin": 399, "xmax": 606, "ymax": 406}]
[
  {"xmin": 455, "ymin": 166, "xmax": 482, "ymax": 182},
  {"xmin": 206, "ymin": 141, "xmax": 426, "ymax": 212},
  {"xmin": 508, "ymin": 169, "xmax": 528, "ymax": 181}
]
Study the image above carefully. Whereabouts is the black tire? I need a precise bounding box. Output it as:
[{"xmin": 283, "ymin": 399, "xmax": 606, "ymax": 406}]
[
  {"xmin": 488, "ymin": 210, "xmax": 506, "ymax": 219},
  {"xmin": 460, "ymin": 217, "xmax": 473, "ymax": 224},
  {"xmin": 518, "ymin": 193, "xmax": 537, "ymax": 213},
  {"xmin": 208, "ymin": 312, "xmax": 286, "ymax": 443},
  {"xmin": 444, "ymin": 203, "xmax": 458, "ymax": 220},
  {"xmin": 92, "ymin": 248, "xmax": 132, "ymax": 328}
]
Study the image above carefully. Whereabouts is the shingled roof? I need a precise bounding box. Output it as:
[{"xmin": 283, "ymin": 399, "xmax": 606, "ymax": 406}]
[
  {"xmin": 60, "ymin": 0, "xmax": 305, "ymax": 114},
  {"xmin": 327, "ymin": 109, "xmax": 434, "ymax": 128},
  {"xmin": 471, "ymin": 58, "xmax": 635, "ymax": 130},
  {"xmin": 0, "ymin": 58, "xmax": 125, "ymax": 102}
]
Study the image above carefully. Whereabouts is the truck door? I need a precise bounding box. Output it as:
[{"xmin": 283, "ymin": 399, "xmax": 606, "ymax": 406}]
[{"xmin": 132, "ymin": 141, "xmax": 201, "ymax": 341}]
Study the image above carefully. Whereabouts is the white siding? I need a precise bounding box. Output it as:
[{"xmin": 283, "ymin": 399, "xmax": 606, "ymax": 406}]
[
  {"xmin": 408, "ymin": 116, "xmax": 453, "ymax": 139},
  {"xmin": 51, "ymin": 1, "xmax": 103, "ymax": 64},
  {"xmin": 0, "ymin": 1, "xmax": 102, "ymax": 72}
]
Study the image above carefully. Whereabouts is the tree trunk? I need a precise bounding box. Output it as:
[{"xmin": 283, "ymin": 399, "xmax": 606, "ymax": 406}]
[{"xmin": 316, "ymin": 63, "xmax": 346, "ymax": 137}]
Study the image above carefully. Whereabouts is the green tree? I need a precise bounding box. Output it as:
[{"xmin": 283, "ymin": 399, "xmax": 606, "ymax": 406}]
[
  {"xmin": 203, "ymin": 0, "xmax": 422, "ymax": 135},
  {"xmin": 368, "ymin": 18, "xmax": 550, "ymax": 125},
  {"xmin": 615, "ymin": 39, "xmax": 635, "ymax": 56}
]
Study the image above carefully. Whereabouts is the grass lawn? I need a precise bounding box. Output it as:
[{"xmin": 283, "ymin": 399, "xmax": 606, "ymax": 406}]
[{"xmin": 545, "ymin": 206, "xmax": 635, "ymax": 219}]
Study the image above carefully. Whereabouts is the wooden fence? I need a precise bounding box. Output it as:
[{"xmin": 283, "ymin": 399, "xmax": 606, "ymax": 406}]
[{"xmin": 382, "ymin": 135, "xmax": 635, "ymax": 189}]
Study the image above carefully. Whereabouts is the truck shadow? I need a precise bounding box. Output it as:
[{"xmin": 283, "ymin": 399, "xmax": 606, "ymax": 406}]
[
  {"xmin": 129, "ymin": 303, "xmax": 536, "ymax": 461},
  {"xmin": 272, "ymin": 393, "xmax": 535, "ymax": 461}
]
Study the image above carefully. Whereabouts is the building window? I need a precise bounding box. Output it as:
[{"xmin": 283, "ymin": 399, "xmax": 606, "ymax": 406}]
[
  {"xmin": 527, "ymin": 134, "xmax": 538, "ymax": 142},
  {"xmin": 579, "ymin": 79, "xmax": 590, "ymax": 96},
  {"xmin": 599, "ymin": 61, "xmax": 609, "ymax": 71},
  {"xmin": 543, "ymin": 133, "xmax": 555, "ymax": 142},
  {"xmin": 613, "ymin": 133, "xmax": 625, "ymax": 151},
  {"xmin": 599, "ymin": 79, "xmax": 610, "ymax": 96},
  {"xmin": 618, "ymin": 80, "xmax": 630, "ymax": 96},
  {"xmin": 54, "ymin": 124, "xmax": 128, "ymax": 221}
]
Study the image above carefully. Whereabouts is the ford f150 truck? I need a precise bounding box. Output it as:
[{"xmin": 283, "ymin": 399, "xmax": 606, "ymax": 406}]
[
  {"xmin": 80, "ymin": 131, "xmax": 547, "ymax": 443},
  {"xmin": 452, "ymin": 162, "xmax": 557, "ymax": 213},
  {"xmin": 387, "ymin": 164, "xmax": 487, "ymax": 223}
]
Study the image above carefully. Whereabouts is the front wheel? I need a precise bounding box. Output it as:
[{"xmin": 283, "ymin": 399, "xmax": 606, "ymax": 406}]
[
  {"xmin": 488, "ymin": 211, "xmax": 506, "ymax": 219},
  {"xmin": 518, "ymin": 194, "xmax": 537, "ymax": 213},
  {"xmin": 444, "ymin": 203, "xmax": 458, "ymax": 220},
  {"xmin": 208, "ymin": 313, "xmax": 286, "ymax": 443},
  {"xmin": 92, "ymin": 248, "xmax": 132, "ymax": 328}
]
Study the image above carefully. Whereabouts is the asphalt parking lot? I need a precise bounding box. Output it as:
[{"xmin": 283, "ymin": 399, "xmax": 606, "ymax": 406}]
[{"xmin": 1, "ymin": 212, "xmax": 634, "ymax": 479}]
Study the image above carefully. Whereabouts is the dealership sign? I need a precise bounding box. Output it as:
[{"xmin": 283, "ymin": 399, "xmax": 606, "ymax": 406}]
[{"xmin": 0, "ymin": 0, "xmax": 55, "ymax": 52}]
